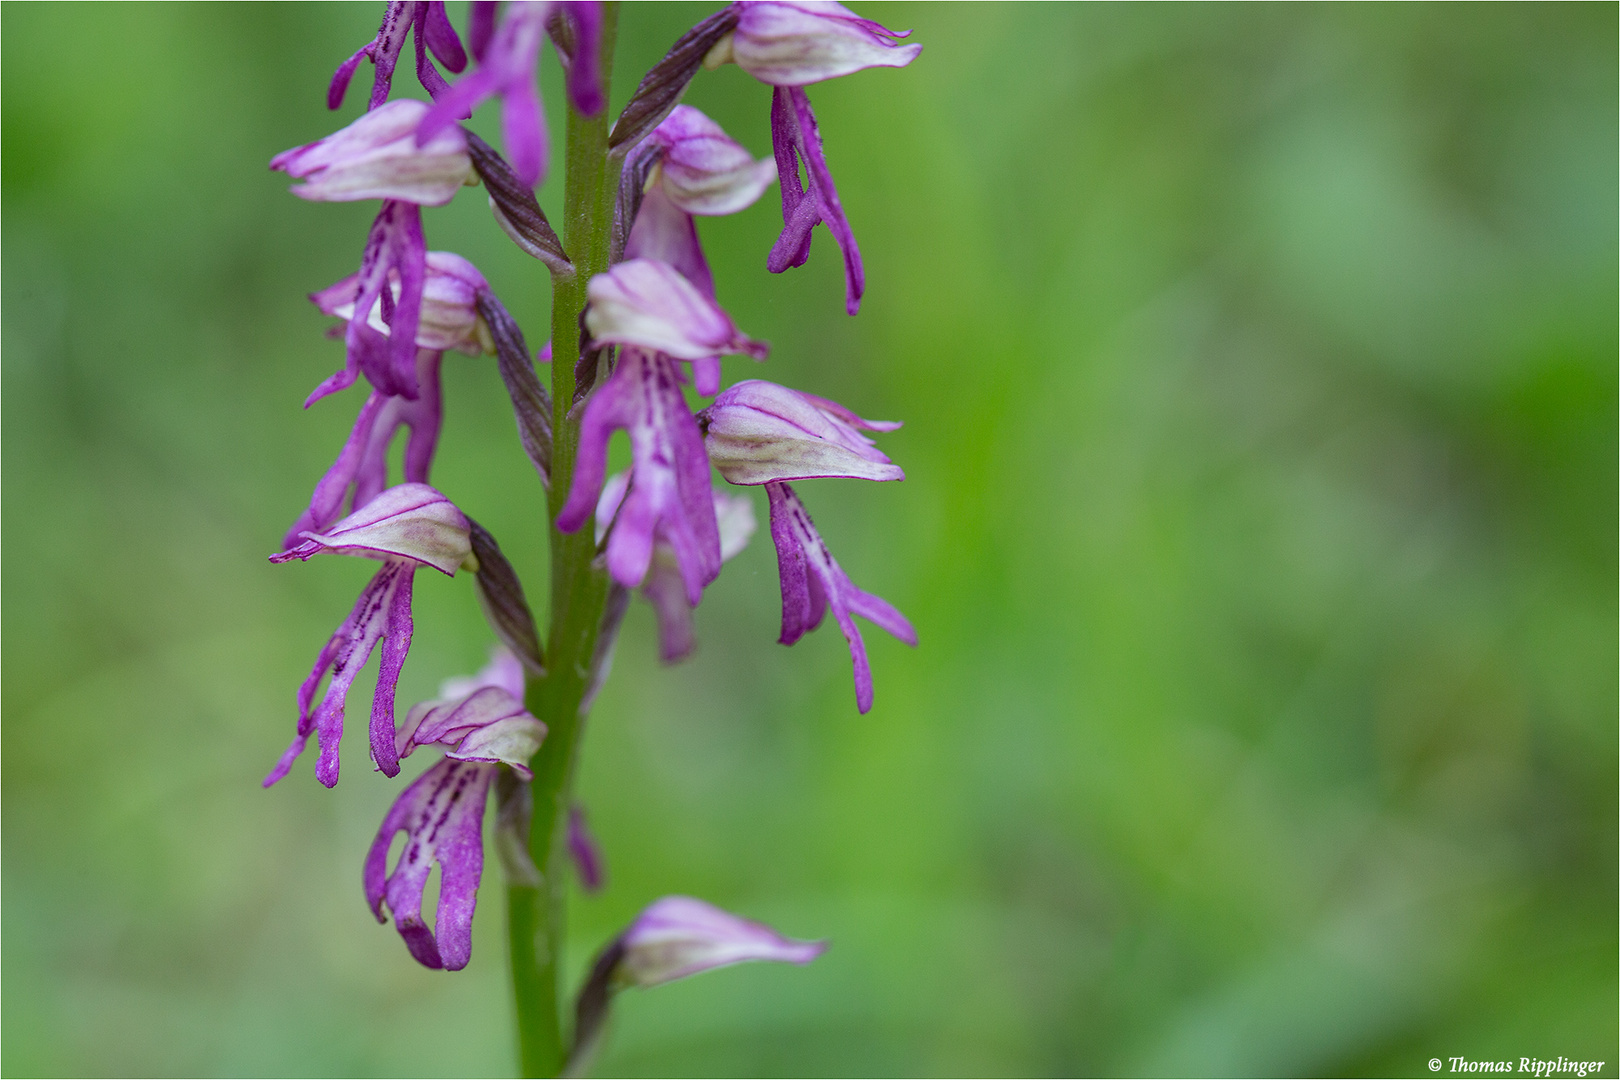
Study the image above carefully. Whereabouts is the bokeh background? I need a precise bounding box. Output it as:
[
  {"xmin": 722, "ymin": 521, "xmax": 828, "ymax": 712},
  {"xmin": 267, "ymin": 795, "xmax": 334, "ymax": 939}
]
[{"xmin": 4, "ymin": 3, "xmax": 1615, "ymax": 1076}]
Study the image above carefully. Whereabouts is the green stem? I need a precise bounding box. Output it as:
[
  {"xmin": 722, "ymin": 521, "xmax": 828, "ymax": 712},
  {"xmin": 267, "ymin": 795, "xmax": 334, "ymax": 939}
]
[{"xmin": 509, "ymin": 6, "xmax": 621, "ymax": 1078}]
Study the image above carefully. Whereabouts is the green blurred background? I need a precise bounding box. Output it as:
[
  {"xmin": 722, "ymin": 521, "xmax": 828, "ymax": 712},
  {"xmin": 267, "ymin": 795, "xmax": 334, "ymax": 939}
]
[{"xmin": 4, "ymin": 3, "xmax": 1615, "ymax": 1076}]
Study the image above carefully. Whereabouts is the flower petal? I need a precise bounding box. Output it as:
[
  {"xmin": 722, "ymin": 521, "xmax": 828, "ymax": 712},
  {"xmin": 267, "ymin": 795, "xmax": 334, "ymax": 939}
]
[
  {"xmin": 272, "ymin": 482, "xmax": 471, "ymax": 575},
  {"xmin": 272, "ymin": 99, "xmax": 472, "ymax": 206},
  {"xmin": 559, "ymin": 351, "xmax": 720, "ymax": 602},
  {"xmin": 701, "ymin": 379, "xmax": 903, "ymax": 484},
  {"xmin": 731, "ymin": 1, "xmax": 922, "ymax": 87},
  {"xmin": 617, "ymin": 895, "xmax": 827, "ymax": 987},
  {"xmin": 447, "ymin": 714, "xmax": 547, "ymax": 778},
  {"xmin": 585, "ymin": 258, "xmax": 767, "ymax": 362},
  {"xmin": 653, "ymin": 106, "xmax": 778, "ymax": 216}
]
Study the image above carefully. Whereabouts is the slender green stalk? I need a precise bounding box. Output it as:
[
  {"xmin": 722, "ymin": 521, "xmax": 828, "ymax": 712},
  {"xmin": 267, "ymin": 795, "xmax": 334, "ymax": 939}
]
[{"xmin": 509, "ymin": 6, "xmax": 621, "ymax": 1077}]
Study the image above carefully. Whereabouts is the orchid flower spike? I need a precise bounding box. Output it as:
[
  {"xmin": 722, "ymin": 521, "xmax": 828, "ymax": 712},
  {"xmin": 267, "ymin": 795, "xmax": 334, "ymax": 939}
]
[
  {"xmin": 699, "ymin": 379, "xmax": 902, "ymax": 484},
  {"xmin": 585, "ymin": 257, "xmax": 768, "ymax": 395},
  {"xmin": 265, "ymin": 483, "xmax": 472, "ymax": 789},
  {"xmin": 418, "ymin": 1, "xmax": 605, "ymax": 189},
  {"xmin": 557, "ymin": 348, "xmax": 721, "ymax": 599},
  {"xmin": 624, "ymin": 105, "xmax": 778, "ymax": 298},
  {"xmin": 272, "ymin": 99, "xmax": 473, "ymax": 206},
  {"xmin": 596, "ymin": 472, "xmax": 756, "ymax": 662},
  {"xmin": 766, "ymin": 481, "xmax": 915, "ymax": 713},
  {"xmin": 365, "ymin": 656, "xmax": 546, "ymax": 971},
  {"xmin": 703, "ymin": 2, "xmax": 921, "ymax": 315},
  {"xmin": 328, "ymin": 1, "xmax": 469, "ymax": 112}
]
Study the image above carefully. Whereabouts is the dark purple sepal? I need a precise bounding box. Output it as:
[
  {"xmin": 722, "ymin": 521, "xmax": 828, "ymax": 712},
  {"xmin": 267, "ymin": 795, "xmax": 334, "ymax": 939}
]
[
  {"xmin": 364, "ymin": 757, "xmax": 494, "ymax": 970},
  {"xmin": 465, "ymin": 516, "xmax": 546, "ymax": 676},
  {"xmin": 465, "ymin": 129, "xmax": 572, "ymax": 272},
  {"xmin": 474, "ymin": 288, "xmax": 554, "ymax": 484},
  {"xmin": 608, "ymin": 7, "xmax": 740, "ymax": 153}
]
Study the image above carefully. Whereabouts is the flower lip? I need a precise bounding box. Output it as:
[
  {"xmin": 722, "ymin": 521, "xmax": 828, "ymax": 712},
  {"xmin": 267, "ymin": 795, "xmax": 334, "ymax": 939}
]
[
  {"xmin": 271, "ymin": 99, "xmax": 472, "ymax": 206},
  {"xmin": 313, "ymin": 251, "xmax": 489, "ymax": 355},
  {"xmin": 584, "ymin": 258, "xmax": 768, "ymax": 362},
  {"xmin": 767, "ymin": 481, "xmax": 916, "ymax": 713},
  {"xmin": 651, "ymin": 106, "xmax": 778, "ymax": 216},
  {"xmin": 730, "ymin": 0, "xmax": 922, "ymax": 87},
  {"xmin": 700, "ymin": 379, "xmax": 904, "ymax": 485},
  {"xmin": 270, "ymin": 482, "xmax": 471, "ymax": 575},
  {"xmin": 414, "ymin": 0, "xmax": 597, "ymax": 188},
  {"xmin": 263, "ymin": 559, "xmax": 420, "ymax": 788},
  {"xmin": 364, "ymin": 757, "xmax": 493, "ymax": 971},
  {"xmin": 595, "ymin": 471, "xmax": 757, "ymax": 663},
  {"xmin": 556, "ymin": 349, "xmax": 722, "ymax": 602},
  {"xmin": 327, "ymin": 0, "xmax": 469, "ymax": 112}
]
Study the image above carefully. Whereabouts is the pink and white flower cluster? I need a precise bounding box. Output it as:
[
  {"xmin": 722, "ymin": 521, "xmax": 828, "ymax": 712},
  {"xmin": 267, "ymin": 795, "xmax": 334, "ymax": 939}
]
[{"xmin": 259, "ymin": 0, "xmax": 917, "ymax": 1008}]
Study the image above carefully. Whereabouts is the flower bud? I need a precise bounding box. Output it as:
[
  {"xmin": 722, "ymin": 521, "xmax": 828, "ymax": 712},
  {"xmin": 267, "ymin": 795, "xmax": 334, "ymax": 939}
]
[
  {"xmin": 650, "ymin": 106, "xmax": 777, "ymax": 216},
  {"xmin": 585, "ymin": 258, "xmax": 768, "ymax": 362},
  {"xmin": 568, "ymin": 894, "xmax": 826, "ymax": 1074},
  {"xmin": 271, "ymin": 482, "xmax": 471, "ymax": 575},
  {"xmin": 271, "ymin": 99, "xmax": 473, "ymax": 206},
  {"xmin": 716, "ymin": 1, "xmax": 922, "ymax": 87},
  {"xmin": 700, "ymin": 379, "xmax": 903, "ymax": 484},
  {"xmin": 616, "ymin": 896, "xmax": 826, "ymax": 988}
]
